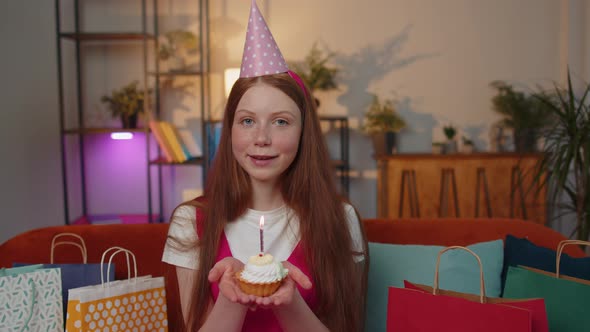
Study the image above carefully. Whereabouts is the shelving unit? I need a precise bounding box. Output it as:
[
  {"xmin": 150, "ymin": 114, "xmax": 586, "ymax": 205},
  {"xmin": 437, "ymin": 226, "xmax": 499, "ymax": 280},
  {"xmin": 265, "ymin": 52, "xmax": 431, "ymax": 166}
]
[
  {"xmin": 319, "ymin": 116, "xmax": 350, "ymax": 196},
  {"xmin": 149, "ymin": 0, "xmax": 210, "ymax": 222},
  {"xmin": 55, "ymin": 0, "xmax": 210, "ymax": 225}
]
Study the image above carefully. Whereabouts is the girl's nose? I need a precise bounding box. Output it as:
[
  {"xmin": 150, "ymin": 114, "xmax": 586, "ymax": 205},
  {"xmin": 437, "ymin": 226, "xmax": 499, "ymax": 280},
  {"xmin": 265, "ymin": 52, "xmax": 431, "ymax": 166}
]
[{"xmin": 254, "ymin": 125, "xmax": 271, "ymax": 146}]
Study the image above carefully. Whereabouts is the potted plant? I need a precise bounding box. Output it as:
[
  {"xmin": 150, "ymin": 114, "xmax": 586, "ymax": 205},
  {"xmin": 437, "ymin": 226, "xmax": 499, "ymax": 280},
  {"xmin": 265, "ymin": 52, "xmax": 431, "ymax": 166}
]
[
  {"xmin": 462, "ymin": 136, "xmax": 475, "ymax": 153},
  {"xmin": 531, "ymin": 70, "xmax": 590, "ymax": 241},
  {"xmin": 362, "ymin": 95, "xmax": 407, "ymax": 155},
  {"xmin": 158, "ymin": 29, "xmax": 199, "ymax": 71},
  {"xmin": 490, "ymin": 81, "xmax": 553, "ymax": 153},
  {"xmin": 432, "ymin": 142, "xmax": 445, "ymax": 155},
  {"xmin": 100, "ymin": 81, "xmax": 150, "ymax": 128},
  {"xmin": 443, "ymin": 125, "xmax": 458, "ymax": 154},
  {"xmin": 289, "ymin": 43, "xmax": 339, "ymax": 108}
]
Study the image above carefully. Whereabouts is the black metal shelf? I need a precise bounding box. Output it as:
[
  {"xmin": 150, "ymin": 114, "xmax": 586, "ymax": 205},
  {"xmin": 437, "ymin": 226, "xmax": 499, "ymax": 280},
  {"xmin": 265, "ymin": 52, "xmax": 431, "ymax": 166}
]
[
  {"xmin": 56, "ymin": 0, "xmax": 212, "ymax": 226},
  {"xmin": 149, "ymin": 70, "xmax": 206, "ymax": 77},
  {"xmin": 319, "ymin": 116, "xmax": 350, "ymax": 196},
  {"xmin": 149, "ymin": 156, "xmax": 204, "ymax": 166},
  {"xmin": 60, "ymin": 32, "xmax": 156, "ymax": 41},
  {"xmin": 63, "ymin": 127, "xmax": 148, "ymax": 135}
]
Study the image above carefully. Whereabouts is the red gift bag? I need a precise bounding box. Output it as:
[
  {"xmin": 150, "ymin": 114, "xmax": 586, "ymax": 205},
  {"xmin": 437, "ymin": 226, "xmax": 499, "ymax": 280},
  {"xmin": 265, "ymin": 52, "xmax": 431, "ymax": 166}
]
[
  {"xmin": 404, "ymin": 282, "xmax": 548, "ymax": 332},
  {"xmin": 387, "ymin": 246, "xmax": 533, "ymax": 332}
]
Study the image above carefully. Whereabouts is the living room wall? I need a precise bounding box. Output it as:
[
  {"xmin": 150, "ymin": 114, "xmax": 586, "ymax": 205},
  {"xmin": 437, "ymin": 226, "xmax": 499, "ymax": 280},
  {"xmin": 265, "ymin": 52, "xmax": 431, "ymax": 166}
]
[
  {"xmin": 208, "ymin": 0, "xmax": 588, "ymax": 234},
  {"xmin": 0, "ymin": 0, "xmax": 588, "ymax": 244}
]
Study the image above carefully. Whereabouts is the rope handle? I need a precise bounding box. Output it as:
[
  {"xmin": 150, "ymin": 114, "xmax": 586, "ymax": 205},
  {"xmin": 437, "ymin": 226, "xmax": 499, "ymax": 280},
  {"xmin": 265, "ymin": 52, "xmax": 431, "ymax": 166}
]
[
  {"xmin": 50, "ymin": 233, "xmax": 87, "ymax": 264},
  {"xmin": 433, "ymin": 246, "xmax": 486, "ymax": 303},
  {"xmin": 100, "ymin": 247, "xmax": 137, "ymax": 286},
  {"xmin": 556, "ymin": 240, "xmax": 590, "ymax": 278},
  {"xmin": 19, "ymin": 278, "xmax": 36, "ymax": 332}
]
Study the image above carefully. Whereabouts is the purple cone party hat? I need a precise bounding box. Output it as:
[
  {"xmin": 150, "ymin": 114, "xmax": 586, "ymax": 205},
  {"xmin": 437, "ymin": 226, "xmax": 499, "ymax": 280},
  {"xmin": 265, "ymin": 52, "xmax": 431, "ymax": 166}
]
[{"xmin": 240, "ymin": 0, "xmax": 289, "ymax": 78}]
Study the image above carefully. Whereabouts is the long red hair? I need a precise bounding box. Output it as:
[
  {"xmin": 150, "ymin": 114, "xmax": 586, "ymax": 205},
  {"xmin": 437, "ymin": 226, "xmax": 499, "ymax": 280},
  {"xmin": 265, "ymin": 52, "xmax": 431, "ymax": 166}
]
[{"xmin": 185, "ymin": 73, "xmax": 368, "ymax": 331}]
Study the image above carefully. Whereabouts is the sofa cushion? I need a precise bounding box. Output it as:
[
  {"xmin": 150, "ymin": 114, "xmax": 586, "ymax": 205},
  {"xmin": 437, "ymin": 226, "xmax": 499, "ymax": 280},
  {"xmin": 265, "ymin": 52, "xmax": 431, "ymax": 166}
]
[
  {"xmin": 502, "ymin": 234, "xmax": 590, "ymax": 291},
  {"xmin": 366, "ymin": 239, "xmax": 504, "ymax": 332}
]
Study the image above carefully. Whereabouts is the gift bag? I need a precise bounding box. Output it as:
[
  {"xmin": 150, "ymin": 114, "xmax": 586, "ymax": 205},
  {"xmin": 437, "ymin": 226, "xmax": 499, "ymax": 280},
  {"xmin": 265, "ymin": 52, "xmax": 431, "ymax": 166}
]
[
  {"xmin": 387, "ymin": 246, "xmax": 532, "ymax": 332},
  {"xmin": 404, "ymin": 281, "xmax": 548, "ymax": 331},
  {"xmin": 0, "ymin": 265, "xmax": 63, "ymax": 331},
  {"xmin": 14, "ymin": 232, "xmax": 114, "ymax": 321},
  {"xmin": 66, "ymin": 246, "xmax": 168, "ymax": 332},
  {"xmin": 504, "ymin": 240, "xmax": 590, "ymax": 332}
]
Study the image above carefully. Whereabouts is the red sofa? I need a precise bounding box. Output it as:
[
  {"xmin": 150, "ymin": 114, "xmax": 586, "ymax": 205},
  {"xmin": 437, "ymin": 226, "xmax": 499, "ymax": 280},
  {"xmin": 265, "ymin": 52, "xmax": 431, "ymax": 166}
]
[{"xmin": 0, "ymin": 218, "xmax": 583, "ymax": 331}]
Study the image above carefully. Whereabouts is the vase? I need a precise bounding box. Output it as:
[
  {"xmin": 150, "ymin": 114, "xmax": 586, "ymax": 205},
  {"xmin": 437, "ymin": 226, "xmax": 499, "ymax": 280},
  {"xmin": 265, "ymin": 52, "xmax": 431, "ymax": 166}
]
[
  {"xmin": 371, "ymin": 132, "xmax": 398, "ymax": 155},
  {"xmin": 514, "ymin": 128, "xmax": 537, "ymax": 153},
  {"xmin": 432, "ymin": 144, "xmax": 444, "ymax": 155},
  {"xmin": 445, "ymin": 140, "xmax": 458, "ymax": 154},
  {"xmin": 121, "ymin": 113, "xmax": 138, "ymax": 129},
  {"xmin": 462, "ymin": 144, "xmax": 474, "ymax": 154}
]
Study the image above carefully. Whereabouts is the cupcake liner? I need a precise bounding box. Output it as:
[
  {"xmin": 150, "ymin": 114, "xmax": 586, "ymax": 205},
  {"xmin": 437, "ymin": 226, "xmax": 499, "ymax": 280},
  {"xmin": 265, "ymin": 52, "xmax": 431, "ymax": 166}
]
[{"xmin": 235, "ymin": 270, "xmax": 285, "ymax": 297}]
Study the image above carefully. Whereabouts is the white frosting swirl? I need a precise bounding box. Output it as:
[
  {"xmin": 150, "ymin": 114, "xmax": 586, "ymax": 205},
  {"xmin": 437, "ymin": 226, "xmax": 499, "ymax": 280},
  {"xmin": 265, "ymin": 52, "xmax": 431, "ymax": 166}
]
[{"xmin": 241, "ymin": 254, "xmax": 288, "ymax": 283}]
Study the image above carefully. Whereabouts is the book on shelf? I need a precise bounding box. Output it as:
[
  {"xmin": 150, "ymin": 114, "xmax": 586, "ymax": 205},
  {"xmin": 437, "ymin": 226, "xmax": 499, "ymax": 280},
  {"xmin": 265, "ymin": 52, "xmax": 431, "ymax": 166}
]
[
  {"xmin": 170, "ymin": 124, "xmax": 194, "ymax": 161},
  {"xmin": 159, "ymin": 121, "xmax": 189, "ymax": 163},
  {"xmin": 206, "ymin": 121, "xmax": 222, "ymax": 165},
  {"xmin": 149, "ymin": 120, "xmax": 175, "ymax": 162},
  {"xmin": 176, "ymin": 128, "xmax": 202, "ymax": 158}
]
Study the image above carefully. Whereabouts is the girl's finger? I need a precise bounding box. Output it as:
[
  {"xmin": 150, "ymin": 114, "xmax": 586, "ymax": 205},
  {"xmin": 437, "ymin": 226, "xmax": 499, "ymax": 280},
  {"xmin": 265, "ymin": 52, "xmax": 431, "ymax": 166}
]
[{"xmin": 282, "ymin": 261, "xmax": 312, "ymax": 289}]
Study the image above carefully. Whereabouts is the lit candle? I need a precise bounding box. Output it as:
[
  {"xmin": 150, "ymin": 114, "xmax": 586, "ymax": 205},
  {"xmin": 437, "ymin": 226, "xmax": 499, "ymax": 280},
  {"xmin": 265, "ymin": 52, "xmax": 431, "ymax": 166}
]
[{"xmin": 259, "ymin": 215, "xmax": 265, "ymax": 255}]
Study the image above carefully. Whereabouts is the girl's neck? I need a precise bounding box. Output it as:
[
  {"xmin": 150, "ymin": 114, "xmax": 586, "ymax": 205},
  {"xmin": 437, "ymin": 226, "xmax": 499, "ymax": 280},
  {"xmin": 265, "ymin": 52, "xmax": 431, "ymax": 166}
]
[{"xmin": 250, "ymin": 181, "xmax": 284, "ymax": 211}]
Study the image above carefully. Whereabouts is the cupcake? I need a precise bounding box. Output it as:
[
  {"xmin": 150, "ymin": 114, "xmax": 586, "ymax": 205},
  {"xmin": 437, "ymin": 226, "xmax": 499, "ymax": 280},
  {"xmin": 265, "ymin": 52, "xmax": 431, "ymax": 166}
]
[{"xmin": 236, "ymin": 253, "xmax": 289, "ymax": 297}]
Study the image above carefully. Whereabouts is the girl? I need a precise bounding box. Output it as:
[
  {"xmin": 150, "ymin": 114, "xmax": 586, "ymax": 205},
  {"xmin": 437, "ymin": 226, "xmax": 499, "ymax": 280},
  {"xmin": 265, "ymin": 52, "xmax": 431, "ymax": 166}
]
[{"xmin": 162, "ymin": 2, "xmax": 367, "ymax": 331}]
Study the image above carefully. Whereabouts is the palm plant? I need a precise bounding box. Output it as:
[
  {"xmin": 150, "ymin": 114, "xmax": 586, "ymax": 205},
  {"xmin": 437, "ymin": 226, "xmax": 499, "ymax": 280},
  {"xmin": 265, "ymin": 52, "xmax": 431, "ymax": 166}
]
[
  {"xmin": 362, "ymin": 95, "xmax": 406, "ymax": 134},
  {"xmin": 532, "ymin": 70, "xmax": 590, "ymax": 241},
  {"xmin": 101, "ymin": 81, "xmax": 150, "ymax": 128},
  {"xmin": 362, "ymin": 95, "xmax": 406, "ymax": 155},
  {"xmin": 490, "ymin": 81, "xmax": 553, "ymax": 152},
  {"xmin": 289, "ymin": 43, "xmax": 339, "ymax": 93}
]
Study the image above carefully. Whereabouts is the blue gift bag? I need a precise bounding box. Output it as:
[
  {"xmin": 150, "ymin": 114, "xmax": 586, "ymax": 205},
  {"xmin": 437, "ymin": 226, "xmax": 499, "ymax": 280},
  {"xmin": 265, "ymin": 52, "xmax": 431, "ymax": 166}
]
[{"xmin": 13, "ymin": 233, "xmax": 115, "ymax": 322}]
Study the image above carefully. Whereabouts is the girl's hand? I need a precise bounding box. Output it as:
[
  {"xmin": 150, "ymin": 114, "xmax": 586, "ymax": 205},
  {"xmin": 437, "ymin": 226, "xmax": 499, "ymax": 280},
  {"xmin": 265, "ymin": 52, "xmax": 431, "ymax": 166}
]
[
  {"xmin": 208, "ymin": 257, "xmax": 251, "ymax": 305},
  {"xmin": 252, "ymin": 261, "xmax": 312, "ymax": 307}
]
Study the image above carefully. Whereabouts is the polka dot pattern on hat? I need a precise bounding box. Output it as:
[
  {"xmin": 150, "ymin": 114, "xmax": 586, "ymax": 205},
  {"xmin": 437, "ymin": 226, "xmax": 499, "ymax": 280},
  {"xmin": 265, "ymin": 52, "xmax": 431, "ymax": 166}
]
[{"xmin": 240, "ymin": 0, "xmax": 288, "ymax": 78}]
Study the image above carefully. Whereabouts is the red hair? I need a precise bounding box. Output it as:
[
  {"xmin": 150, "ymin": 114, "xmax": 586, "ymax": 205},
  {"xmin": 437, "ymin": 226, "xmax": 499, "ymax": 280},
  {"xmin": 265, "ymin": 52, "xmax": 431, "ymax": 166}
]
[{"xmin": 185, "ymin": 73, "xmax": 368, "ymax": 331}]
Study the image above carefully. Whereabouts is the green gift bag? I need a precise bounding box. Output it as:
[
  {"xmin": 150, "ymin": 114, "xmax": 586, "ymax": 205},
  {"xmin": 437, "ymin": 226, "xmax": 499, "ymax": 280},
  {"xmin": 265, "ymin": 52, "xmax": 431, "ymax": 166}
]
[{"xmin": 504, "ymin": 240, "xmax": 590, "ymax": 332}]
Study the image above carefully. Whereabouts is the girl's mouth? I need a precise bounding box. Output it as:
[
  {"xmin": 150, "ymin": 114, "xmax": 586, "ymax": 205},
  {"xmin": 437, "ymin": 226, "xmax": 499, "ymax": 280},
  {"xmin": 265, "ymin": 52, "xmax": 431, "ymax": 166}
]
[
  {"xmin": 249, "ymin": 155, "xmax": 277, "ymax": 166},
  {"xmin": 250, "ymin": 155, "xmax": 276, "ymax": 160}
]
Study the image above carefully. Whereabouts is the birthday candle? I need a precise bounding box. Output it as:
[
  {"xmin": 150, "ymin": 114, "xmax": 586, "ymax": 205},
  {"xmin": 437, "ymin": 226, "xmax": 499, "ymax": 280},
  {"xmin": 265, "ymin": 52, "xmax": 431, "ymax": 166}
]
[{"xmin": 259, "ymin": 215, "xmax": 265, "ymax": 254}]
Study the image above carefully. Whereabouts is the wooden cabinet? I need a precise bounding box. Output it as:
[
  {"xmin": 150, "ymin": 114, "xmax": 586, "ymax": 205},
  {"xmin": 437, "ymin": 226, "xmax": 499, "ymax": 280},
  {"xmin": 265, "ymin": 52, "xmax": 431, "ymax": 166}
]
[{"xmin": 376, "ymin": 153, "xmax": 547, "ymax": 224}]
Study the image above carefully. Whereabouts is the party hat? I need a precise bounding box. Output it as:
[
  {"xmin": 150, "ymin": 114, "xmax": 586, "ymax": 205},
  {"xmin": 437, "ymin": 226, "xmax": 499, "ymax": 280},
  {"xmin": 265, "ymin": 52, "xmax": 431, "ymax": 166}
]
[{"xmin": 240, "ymin": 0, "xmax": 289, "ymax": 78}]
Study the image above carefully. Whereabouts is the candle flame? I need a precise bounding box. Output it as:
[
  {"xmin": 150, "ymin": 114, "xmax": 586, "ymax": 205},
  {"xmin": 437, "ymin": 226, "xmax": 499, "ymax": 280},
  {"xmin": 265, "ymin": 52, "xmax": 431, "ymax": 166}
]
[{"xmin": 259, "ymin": 215, "xmax": 264, "ymax": 228}]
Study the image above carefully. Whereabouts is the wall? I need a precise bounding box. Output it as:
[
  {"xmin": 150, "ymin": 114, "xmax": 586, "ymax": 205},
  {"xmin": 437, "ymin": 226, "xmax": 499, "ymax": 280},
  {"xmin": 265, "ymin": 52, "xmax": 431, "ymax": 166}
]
[
  {"xmin": 208, "ymin": 0, "xmax": 566, "ymax": 220},
  {"xmin": 0, "ymin": 0, "xmax": 588, "ymax": 243},
  {"xmin": 0, "ymin": 1, "xmax": 64, "ymax": 243}
]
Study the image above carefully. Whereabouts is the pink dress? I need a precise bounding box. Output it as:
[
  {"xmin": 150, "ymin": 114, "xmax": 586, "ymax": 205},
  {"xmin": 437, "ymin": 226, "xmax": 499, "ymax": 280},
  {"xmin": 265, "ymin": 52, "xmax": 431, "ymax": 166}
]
[{"xmin": 195, "ymin": 204, "xmax": 318, "ymax": 331}]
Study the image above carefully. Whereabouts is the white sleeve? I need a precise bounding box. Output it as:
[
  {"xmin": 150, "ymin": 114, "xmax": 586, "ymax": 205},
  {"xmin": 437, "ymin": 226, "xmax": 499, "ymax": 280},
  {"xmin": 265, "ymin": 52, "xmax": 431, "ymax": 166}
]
[
  {"xmin": 161, "ymin": 205, "xmax": 200, "ymax": 270},
  {"xmin": 344, "ymin": 203, "xmax": 366, "ymax": 263}
]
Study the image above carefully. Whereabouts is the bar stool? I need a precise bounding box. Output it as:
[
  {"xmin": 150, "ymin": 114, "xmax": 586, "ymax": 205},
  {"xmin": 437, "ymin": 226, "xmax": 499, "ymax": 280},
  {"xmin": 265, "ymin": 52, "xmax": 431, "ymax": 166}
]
[
  {"xmin": 439, "ymin": 168, "xmax": 460, "ymax": 217},
  {"xmin": 475, "ymin": 167, "xmax": 493, "ymax": 217},
  {"xmin": 399, "ymin": 169, "xmax": 420, "ymax": 217}
]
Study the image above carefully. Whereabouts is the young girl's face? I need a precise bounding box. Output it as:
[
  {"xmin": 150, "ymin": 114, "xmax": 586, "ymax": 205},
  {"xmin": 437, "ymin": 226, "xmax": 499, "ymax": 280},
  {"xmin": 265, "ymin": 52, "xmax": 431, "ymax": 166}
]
[{"xmin": 232, "ymin": 83, "xmax": 302, "ymax": 187}]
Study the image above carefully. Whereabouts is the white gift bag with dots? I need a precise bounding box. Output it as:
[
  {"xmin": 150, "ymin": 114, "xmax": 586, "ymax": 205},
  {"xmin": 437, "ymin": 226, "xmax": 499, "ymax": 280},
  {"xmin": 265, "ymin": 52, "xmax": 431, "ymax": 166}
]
[{"xmin": 65, "ymin": 247, "xmax": 168, "ymax": 332}]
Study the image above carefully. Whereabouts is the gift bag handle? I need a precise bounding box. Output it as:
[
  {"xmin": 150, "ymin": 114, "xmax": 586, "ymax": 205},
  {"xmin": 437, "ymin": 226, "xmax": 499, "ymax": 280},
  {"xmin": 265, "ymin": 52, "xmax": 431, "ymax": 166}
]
[
  {"xmin": 19, "ymin": 278, "xmax": 36, "ymax": 332},
  {"xmin": 433, "ymin": 246, "xmax": 486, "ymax": 303},
  {"xmin": 100, "ymin": 246, "xmax": 137, "ymax": 286},
  {"xmin": 556, "ymin": 240, "xmax": 590, "ymax": 278},
  {"xmin": 50, "ymin": 233, "xmax": 88, "ymax": 264}
]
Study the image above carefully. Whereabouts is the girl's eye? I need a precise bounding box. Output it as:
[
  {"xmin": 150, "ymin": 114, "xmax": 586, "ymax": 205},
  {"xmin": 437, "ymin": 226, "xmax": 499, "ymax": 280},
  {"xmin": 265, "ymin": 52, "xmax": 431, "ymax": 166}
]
[
  {"xmin": 275, "ymin": 119, "xmax": 289, "ymax": 126},
  {"xmin": 241, "ymin": 118, "xmax": 254, "ymax": 126}
]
